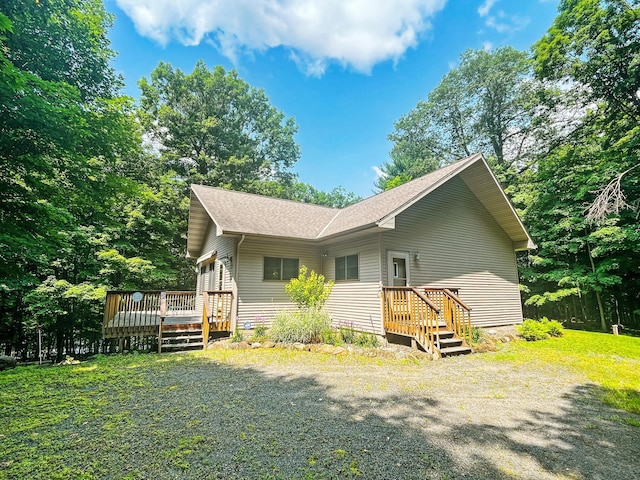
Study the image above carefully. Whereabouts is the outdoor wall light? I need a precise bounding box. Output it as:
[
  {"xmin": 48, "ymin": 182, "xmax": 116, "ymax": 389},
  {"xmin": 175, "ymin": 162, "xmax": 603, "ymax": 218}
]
[
  {"xmin": 414, "ymin": 252, "xmax": 420, "ymax": 261},
  {"xmin": 322, "ymin": 250, "xmax": 329, "ymax": 257}
]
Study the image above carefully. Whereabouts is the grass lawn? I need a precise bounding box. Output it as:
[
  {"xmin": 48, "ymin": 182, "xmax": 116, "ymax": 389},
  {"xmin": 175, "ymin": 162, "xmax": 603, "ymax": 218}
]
[
  {"xmin": 491, "ymin": 329, "xmax": 640, "ymax": 417},
  {"xmin": 0, "ymin": 330, "xmax": 638, "ymax": 479}
]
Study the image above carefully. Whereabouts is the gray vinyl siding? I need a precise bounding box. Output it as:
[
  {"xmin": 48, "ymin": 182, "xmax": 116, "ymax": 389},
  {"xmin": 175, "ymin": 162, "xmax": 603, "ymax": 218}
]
[
  {"xmin": 381, "ymin": 176, "xmax": 524, "ymax": 327},
  {"xmin": 236, "ymin": 237, "xmax": 321, "ymax": 326},
  {"xmin": 195, "ymin": 224, "xmax": 236, "ymax": 317},
  {"xmin": 322, "ymin": 236, "xmax": 383, "ymax": 334}
]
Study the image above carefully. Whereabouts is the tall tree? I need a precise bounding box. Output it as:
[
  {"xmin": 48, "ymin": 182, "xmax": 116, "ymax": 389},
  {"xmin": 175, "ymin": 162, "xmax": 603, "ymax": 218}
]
[
  {"xmin": 138, "ymin": 61, "xmax": 301, "ymax": 191},
  {"xmin": 0, "ymin": 2, "xmax": 141, "ymax": 359},
  {"xmin": 378, "ymin": 47, "xmax": 569, "ymax": 190},
  {"xmin": 523, "ymin": 0, "xmax": 640, "ymax": 330}
]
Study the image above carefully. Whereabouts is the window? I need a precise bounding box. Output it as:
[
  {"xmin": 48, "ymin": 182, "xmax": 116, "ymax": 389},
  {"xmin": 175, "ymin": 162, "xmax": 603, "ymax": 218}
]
[
  {"xmin": 263, "ymin": 257, "xmax": 299, "ymax": 281},
  {"xmin": 335, "ymin": 254, "xmax": 359, "ymax": 280}
]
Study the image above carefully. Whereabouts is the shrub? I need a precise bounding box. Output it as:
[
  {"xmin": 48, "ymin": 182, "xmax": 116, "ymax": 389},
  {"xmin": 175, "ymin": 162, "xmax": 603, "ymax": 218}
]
[
  {"xmin": 321, "ymin": 327, "xmax": 342, "ymax": 346},
  {"xmin": 462, "ymin": 325, "xmax": 485, "ymax": 344},
  {"xmin": 230, "ymin": 328, "xmax": 244, "ymax": 343},
  {"xmin": 517, "ymin": 318, "xmax": 564, "ymax": 341},
  {"xmin": 354, "ymin": 332, "xmax": 380, "ymax": 348},
  {"xmin": 253, "ymin": 324, "xmax": 268, "ymax": 339},
  {"xmin": 285, "ymin": 266, "xmax": 334, "ymax": 309},
  {"xmin": 339, "ymin": 326, "xmax": 357, "ymax": 344},
  {"xmin": 541, "ymin": 318, "xmax": 564, "ymax": 337},
  {"xmin": 270, "ymin": 308, "xmax": 331, "ymax": 344}
]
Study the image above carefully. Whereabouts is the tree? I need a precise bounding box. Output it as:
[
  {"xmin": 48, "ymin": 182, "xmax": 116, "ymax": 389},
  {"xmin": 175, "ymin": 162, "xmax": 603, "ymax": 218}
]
[
  {"xmin": 523, "ymin": 0, "xmax": 640, "ymax": 330},
  {"xmin": 535, "ymin": 0, "xmax": 640, "ymax": 123},
  {"xmin": 0, "ymin": 2, "xmax": 141, "ymax": 359},
  {"xmin": 138, "ymin": 61, "xmax": 301, "ymax": 190},
  {"xmin": 379, "ymin": 47, "xmax": 567, "ymax": 190}
]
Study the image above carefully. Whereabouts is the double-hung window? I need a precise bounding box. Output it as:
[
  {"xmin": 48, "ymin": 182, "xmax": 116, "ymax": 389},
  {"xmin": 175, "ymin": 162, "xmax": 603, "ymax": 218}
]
[
  {"xmin": 335, "ymin": 254, "xmax": 359, "ymax": 281},
  {"xmin": 263, "ymin": 257, "xmax": 299, "ymax": 281}
]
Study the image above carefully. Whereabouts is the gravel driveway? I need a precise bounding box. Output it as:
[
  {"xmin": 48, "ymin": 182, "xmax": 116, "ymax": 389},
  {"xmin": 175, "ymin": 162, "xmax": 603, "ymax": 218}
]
[{"xmin": 111, "ymin": 350, "xmax": 640, "ymax": 480}]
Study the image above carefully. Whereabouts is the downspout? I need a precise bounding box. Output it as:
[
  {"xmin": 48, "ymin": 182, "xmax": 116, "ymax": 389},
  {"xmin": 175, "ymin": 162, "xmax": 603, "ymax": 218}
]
[{"xmin": 232, "ymin": 235, "xmax": 246, "ymax": 332}]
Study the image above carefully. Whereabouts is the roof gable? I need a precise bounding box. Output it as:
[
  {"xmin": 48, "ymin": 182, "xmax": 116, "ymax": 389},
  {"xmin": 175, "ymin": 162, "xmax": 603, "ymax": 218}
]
[{"xmin": 187, "ymin": 153, "xmax": 535, "ymax": 257}]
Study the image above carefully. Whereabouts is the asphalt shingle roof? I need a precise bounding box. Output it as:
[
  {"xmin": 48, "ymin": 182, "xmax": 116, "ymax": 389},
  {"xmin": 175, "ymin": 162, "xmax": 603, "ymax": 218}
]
[{"xmin": 191, "ymin": 154, "xmax": 483, "ymax": 241}]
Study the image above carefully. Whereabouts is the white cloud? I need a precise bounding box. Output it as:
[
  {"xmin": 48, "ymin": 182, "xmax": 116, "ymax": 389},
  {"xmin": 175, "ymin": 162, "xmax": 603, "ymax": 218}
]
[
  {"xmin": 116, "ymin": 0, "xmax": 448, "ymax": 75},
  {"xmin": 484, "ymin": 11, "xmax": 529, "ymax": 33},
  {"xmin": 477, "ymin": 0, "xmax": 497, "ymax": 17},
  {"xmin": 482, "ymin": 41, "xmax": 493, "ymax": 51},
  {"xmin": 372, "ymin": 166, "xmax": 387, "ymax": 179}
]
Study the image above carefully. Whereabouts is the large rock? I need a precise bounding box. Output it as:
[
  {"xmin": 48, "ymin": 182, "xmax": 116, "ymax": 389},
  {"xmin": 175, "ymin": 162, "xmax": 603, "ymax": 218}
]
[{"xmin": 0, "ymin": 355, "xmax": 17, "ymax": 371}]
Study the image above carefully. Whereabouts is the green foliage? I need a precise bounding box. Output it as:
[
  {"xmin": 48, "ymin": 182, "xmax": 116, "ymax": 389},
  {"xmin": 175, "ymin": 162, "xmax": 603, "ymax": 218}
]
[
  {"xmin": 534, "ymin": 0, "xmax": 640, "ymax": 122},
  {"xmin": 270, "ymin": 309, "xmax": 331, "ymax": 344},
  {"xmin": 321, "ymin": 327, "xmax": 343, "ymax": 346},
  {"xmin": 353, "ymin": 332, "xmax": 381, "ymax": 348},
  {"xmin": 285, "ymin": 266, "xmax": 334, "ymax": 310},
  {"xmin": 138, "ymin": 61, "xmax": 300, "ymax": 190},
  {"xmin": 339, "ymin": 325, "xmax": 380, "ymax": 348},
  {"xmin": 517, "ymin": 318, "xmax": 565, "ymax": 341},
  {"xmin": 462, "ymin": 325, "xmax": 485, "ymax": 344},
  {"xmin": 230, "ymin": 328, "xmax": 244, "ymax": 343},
  {"xmin": 253, "ymin": 324, "xmax": 268, "ymax": 339},
  {"xmin": 380, "ymin": 46, "xmax": 562, "ymax": 190},
  {"xmin": 339, "ymin": 326, "xmax": 358, "ymax": 345}
]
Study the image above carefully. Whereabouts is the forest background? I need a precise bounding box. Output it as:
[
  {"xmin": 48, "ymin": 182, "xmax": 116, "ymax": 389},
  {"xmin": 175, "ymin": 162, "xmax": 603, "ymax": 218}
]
[{"xmin": 1, "ymin": 0, "xmax": 638, "ymax": 360}]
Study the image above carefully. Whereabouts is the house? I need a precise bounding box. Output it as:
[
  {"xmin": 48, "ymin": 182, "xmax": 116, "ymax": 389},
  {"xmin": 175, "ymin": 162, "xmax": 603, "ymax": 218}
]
[
  {"xmin": 186, "ymin": 153, "xmax": 535, "ymax": 348},
  {"xmin": 102, "ymin": 153, "xmax": 534, "ymax": 354}
]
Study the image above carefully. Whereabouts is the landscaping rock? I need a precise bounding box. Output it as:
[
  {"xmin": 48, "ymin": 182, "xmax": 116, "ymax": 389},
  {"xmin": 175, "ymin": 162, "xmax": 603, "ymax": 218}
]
[
  {"xmin": 228, "ymin": 341, "xmax": 250, "ymax": 350},
  {"xmin": 250, "ymin": 342, "xmax": 262, "ymax": 349},
  {"xmin": 0, "ymin": 355, "xmax": 17, "ymax": 371},
  {"xmin": 261, "ymin": 341, "xmax": 276, "ymax": 348}
]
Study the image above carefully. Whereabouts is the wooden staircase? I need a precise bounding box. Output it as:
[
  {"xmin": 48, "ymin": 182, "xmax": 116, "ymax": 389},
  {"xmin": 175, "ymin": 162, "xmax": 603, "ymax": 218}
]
[
  {"xmin": 382, "ymin": 287, "xmax": 472, "ymax": 357},
  {"xmin": 159, "ymin": 322, "xmax": 205, "ymax": 353},
  {"xmin": 430, "ymin": 327, "xmax": 471, "ymax": 357}
]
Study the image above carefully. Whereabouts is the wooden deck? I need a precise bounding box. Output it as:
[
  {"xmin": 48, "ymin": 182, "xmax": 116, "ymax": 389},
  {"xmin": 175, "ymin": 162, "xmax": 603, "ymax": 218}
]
[{"xmin": 103, "ymin": 290, "xmax": 233, "ymax": 350}]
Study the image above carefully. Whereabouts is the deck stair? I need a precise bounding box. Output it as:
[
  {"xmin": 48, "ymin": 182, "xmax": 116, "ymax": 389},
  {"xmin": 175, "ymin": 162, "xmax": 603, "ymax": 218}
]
[
  {"xmin": 382, "ymin": 287, "xmax": 473, "ymax": 357},
  {"xmin": 429, "ymin": 328, "xmax": 471, "ymax": 357},
  {"xmin": 159, "ymin": 322, "xmax": 205, "ymax": 353}
]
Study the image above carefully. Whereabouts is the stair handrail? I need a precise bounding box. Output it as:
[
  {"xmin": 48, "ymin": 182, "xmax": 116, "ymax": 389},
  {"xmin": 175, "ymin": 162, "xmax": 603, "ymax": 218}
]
[
  {"xmin": 410, "ymin": 287, "xmax": 440, "ymax": 353},
  {"xmin": 441, "ymin": 288, "xmax": 472, "ymax": 347}
]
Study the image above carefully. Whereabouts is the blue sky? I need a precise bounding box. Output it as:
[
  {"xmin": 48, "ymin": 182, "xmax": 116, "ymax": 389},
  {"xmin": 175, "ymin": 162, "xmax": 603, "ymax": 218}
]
[{"xmin": 106, "ymin": 0, "xmax": 560, "ymax": 198}]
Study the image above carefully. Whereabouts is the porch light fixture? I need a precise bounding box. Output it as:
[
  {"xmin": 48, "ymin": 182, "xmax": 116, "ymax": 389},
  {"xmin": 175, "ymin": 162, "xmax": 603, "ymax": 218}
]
[
  {"xmin": 414, "ymin": 252, "xmax": 420, "ymax": 261},
  {"xmin": 322, "ymin": 250, "xmax": 329, "ymax": 257},
  {"xmin": 220, "ymin": 255, "xmax": 232, "ymax": 267}
]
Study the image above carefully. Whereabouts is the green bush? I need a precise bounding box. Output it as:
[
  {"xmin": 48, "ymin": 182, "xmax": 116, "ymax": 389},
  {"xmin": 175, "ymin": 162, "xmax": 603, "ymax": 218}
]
[
  {"xmin": 339, "ymin": 326, "xmax": 357, "ymax": 344},
  {"xmin": 320, "ymin": 327, "xmax": 342, "ymax": 346},
  {"xmin": 354, "ymin": 332, "xmax": 380, "ymax": 348},
  {"xmin": 252, "ymin": 324, "xmax": 268, "ymax": 339},
  {"xmin": 517, "ymin": 318, "xmax": 564, "ymax": 341},
  {"xmin": 462, "ymin": 325, "xmax": 485, "ymax": 344},
  {"xmin": 270, "ymin": 308, "xmax": 331, "ymax": 344},
  {"xmin": 230, "ymin": 328, "xmax": 244, "ymax": 343},
  {"xmin": 285, "ymin": 266, "xmax": 334, "ymax": 309},
  {"xmin": 542, "ymin": 318, "xmax": 564, "ymax": 337}
]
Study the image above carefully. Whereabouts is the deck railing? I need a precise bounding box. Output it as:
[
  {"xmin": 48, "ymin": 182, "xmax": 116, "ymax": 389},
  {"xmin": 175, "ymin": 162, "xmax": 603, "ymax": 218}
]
[
  {"xmin": 103, "ymin": 291, "xmax": 197, "ymax": 338},
  {"xmin": 382, "ymin": 286, "xmax": 441, "ymax": 353},
  {"xmin": 203, "ymin": 290, "xmax": 233, "ymax": 333},
  {"xmin": 424, "ymin": 288, "xmax": 472, "ymax": 347}
]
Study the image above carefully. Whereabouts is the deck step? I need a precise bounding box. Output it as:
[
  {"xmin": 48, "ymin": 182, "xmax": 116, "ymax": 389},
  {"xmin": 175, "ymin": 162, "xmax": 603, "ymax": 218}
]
[
  {"xmin": 162, "ymin": 335, "xmax": 203, "ymax": 342},
  {"xmin": 439, "ymin": 345, "xmax": 472, "ymax": 357},
  {"xmin": 162, "ymin": 329, "xmax": 202, "ymax": 338},
  {"xmin": 438, "ymin": 337, "xmax": 463, "ymax": 348},
  {"xmin": 161, "ymin": 342, "xmax": 205, "ymax": 350}
]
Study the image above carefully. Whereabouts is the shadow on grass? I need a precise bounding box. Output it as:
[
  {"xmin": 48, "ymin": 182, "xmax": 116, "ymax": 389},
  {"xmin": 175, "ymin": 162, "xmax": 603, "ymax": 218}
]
[{"xmin": 2, "ymin": 355, "xmax": 640, "ymax": 479}]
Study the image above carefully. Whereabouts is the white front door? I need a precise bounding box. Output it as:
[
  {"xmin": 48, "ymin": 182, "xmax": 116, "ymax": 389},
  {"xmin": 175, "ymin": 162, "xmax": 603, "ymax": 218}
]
[{"xmin": 387, "ymin": 251, "xmax": 410, "ymax": 286}]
